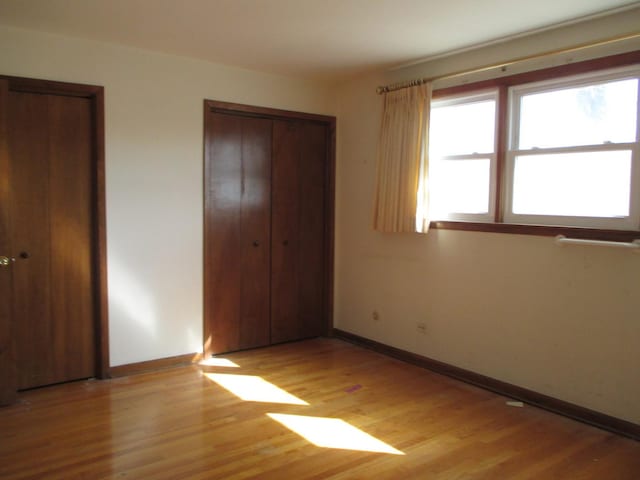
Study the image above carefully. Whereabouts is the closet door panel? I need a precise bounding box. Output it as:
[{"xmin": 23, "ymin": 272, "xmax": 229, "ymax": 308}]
[
  {"xmin": 271, "ymin": 121, "xmax": 300, "ymax": 343},
  {"xmin": 237, "ymin": 117, "xmax": 272, "ymax": 350},
  {"xmin": 205, "ymin": 113, "xmax": 242, "ymax": 353},
  {"xmin": 204, "ymin": 113, "xmax": 271, "ymax": 354},
  {"xmin": 271, "ymin": 121, "xmax": 326, "ymax": 343},
  {"xmin": 297, "ymin": 122, "xmax": 326, "ymax": 338}
]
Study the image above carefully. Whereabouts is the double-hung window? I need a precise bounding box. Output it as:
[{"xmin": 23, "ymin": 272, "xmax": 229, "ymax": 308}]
[
  {"xmin": 506, "ymin": 67, "xmax": 639, "ymax": 230},
  {"xmin": 428, "ymin": 53, "xmax": 640, "ymax": 237},
  {"xmin": 429, "ymin": 90, "xmax": 498, "ymax": 222}
]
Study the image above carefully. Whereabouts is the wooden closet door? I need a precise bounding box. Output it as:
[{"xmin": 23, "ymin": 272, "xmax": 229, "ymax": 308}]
[
  {"xmin": 8, "ymin": 91, "xmax": 96, "ymax": 390},
  {"xmin": 271, "ymin": 120, "xmax": 326, "ymax": 343},
  {"xmin": 0, "ymin": 80, "xmax": 16, "ymax": 404},
  {"xmin": 204, "ymin": 112, "xmax": 272, "ymax": 354}
]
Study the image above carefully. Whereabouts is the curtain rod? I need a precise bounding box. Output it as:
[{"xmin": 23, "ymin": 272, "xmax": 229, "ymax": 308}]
[{"xmin": 376, "ymin": 32, "xmax": 640, "ymax": 94}]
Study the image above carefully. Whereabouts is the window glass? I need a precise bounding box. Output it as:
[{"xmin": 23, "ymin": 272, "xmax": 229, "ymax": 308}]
[
  {"xmin": 511, "ymin": 150, "xmax": 632, "ymax": 218},
  {"xmin": 517, "ymin": 78, "xmax": 638, "ymax": 149},
  {"xmin": 429, "ymin": 99, "xmax": 496, "ymax": 156},
  {"xmin": 430, "ymin": 159, "xmax": 491, "ymax": 218}
]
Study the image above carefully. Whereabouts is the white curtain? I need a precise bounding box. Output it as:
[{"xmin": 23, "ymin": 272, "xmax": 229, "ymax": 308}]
[{"xmin": 372, "ymin": 83, "xmax": 431, "ymax": 233}]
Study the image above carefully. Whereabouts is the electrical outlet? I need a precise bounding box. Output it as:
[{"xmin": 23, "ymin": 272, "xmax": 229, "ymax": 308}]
[
  {"xmin": 372, "ymin": 310, "xmax": 380, "ymax": 321},
  {"xmin": 416, "ymin": 322, "xmax": 427, "ymax": 334}
]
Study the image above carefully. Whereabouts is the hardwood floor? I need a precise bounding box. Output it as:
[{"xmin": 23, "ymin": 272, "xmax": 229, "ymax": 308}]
[{"xmin": 0, "ymin": 338, "xmax": 638, "ymax": 479}]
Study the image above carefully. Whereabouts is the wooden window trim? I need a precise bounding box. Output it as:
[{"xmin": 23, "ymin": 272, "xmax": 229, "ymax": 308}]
[{"xmin": 430, "ymin": 50, "xmax": 640, "ymax": 242}]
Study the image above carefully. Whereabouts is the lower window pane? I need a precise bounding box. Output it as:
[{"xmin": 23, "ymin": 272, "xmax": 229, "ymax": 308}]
[
  {"xmin": 512, "ymin": 151, "xmax": 632, "ymax": 217},
  {"xmin": 429, "ymin": 158, "xmax": 490, "ymax": 218}
]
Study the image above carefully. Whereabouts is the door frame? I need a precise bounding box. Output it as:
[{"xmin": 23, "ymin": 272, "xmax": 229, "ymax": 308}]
[
  {"xmin": 0, "ymin": 75, "xmax": 109, "ymax": 384},
  {"xmin": 202, "ymin": 100, "xmax": 336, "ymax": 358}
]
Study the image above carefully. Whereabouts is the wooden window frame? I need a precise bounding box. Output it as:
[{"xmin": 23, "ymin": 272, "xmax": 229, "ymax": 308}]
[{"xmin": 430, "ymin": 50, "xmax": 640, "ymax": 242}]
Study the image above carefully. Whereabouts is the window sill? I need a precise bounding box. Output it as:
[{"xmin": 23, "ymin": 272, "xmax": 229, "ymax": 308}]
[{"xmin": 429, "ymin": 220, "xmax": 640, "ymax": 242}]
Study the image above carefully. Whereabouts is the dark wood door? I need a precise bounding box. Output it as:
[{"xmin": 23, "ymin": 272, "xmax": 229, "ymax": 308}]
[
  {"xmin": 271, "ymin": 120, "xmax": 326, "ymax": 343},
  {"xmin": 203, "ymin": 101, "xmax": 334, "ymax": 357},
  {"xmin": 6, "ymin": 90, "xmax": 96, "ymax": 390},
  {"xmin": 204, "ymin": 112, "xmax": 272, "ymax": 354},
  {"xmin": 0, "ymin": 80, "xmax": 16, "ymax": 404}
]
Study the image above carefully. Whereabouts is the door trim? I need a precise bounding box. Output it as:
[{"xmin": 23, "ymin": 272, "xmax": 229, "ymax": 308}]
[
  {"xmin": 1, "ymin": 75, "xmax": 109, "ymax": 380},
  {"xmin": 202, "ymin": 100, "xmax": 336, "ymax": 358}
]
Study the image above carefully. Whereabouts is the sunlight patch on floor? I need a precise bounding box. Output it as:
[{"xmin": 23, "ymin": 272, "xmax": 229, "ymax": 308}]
[
  {"xmin": 205, "ymin": 373, "xmax": 308, "ymax": 405},
  {"xmin": 199, "ymin": 357, "xmax": 240, "ymax": 368},
  {"xmin": 267, "ymin": 413, "xmax": 405, "ymax": 455}
]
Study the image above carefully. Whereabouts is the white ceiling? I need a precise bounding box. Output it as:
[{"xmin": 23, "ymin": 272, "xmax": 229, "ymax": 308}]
[{"xmin": 0, "ymin": 0, "xmax": 639, "ymax": 82}]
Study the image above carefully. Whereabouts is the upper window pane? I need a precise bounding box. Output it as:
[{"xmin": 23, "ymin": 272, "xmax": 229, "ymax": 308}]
[
  {"xmin": 517, "ymin": 78, "xmax": 638, "ymax": 149},
  {"xmin": 429, "ymin": 96, "xmax": 496, "ymax": 156}
]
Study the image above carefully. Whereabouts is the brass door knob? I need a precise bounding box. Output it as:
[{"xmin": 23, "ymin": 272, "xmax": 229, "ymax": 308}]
[{"xmin": 0, "ymin": 256, "xmax": 13, "ymax": 267}]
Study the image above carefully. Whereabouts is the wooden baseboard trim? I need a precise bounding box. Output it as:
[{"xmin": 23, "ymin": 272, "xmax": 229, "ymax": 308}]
[
  {"xmin": 332, "ymin": 328, "xmax": 640, "ymax": 441},
  {"xmin": 109, "ymin": 352, "xmax": 203, "ymax": 378}
]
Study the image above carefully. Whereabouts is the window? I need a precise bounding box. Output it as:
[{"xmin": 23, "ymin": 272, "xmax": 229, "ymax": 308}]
[
  {"xmin": 428, "ymin": 53, "xmax": 640, "ymax": 237},
  {"xmin": 507, "ymin": 69, "xmax": 639, "ymax": 230},
  {"xmin": 428, "ymin": 91, "xmax": 498, "ymax": 222}
]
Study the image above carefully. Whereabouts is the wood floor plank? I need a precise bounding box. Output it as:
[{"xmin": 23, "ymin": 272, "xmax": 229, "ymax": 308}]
[{"xmin": 0, "ymin": 338, "xmax": 638, "ymax": 479}]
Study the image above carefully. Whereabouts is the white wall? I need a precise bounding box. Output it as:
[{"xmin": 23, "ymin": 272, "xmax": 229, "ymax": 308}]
[
  {"xmin": 334, "ymin": 9, "xmax": 640, "ymax": 424},
  {"xmin": 0, "ymin": 25, "xmax": 335, "ymax": 366}
]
